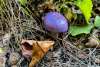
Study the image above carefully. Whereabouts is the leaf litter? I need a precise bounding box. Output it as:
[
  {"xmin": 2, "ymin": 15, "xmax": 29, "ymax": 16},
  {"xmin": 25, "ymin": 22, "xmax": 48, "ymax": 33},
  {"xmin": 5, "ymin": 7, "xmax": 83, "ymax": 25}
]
[{"xmin": 0, "ymin": 0, "xmax": 100, "ymax": 67}]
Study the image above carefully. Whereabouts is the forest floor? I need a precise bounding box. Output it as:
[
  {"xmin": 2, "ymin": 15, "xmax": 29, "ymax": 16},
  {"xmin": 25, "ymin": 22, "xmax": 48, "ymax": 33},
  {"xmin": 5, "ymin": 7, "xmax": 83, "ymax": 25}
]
[{"xmin": 0, "ymin": 0, "xmax": 100, "ymax": 67}]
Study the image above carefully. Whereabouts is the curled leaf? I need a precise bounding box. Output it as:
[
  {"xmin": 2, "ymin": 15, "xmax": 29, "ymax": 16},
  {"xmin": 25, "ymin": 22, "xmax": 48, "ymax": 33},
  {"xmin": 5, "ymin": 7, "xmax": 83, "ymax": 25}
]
[{"xmin": 21, "ymin": 39, "xmax": 54, "ymax": 67}]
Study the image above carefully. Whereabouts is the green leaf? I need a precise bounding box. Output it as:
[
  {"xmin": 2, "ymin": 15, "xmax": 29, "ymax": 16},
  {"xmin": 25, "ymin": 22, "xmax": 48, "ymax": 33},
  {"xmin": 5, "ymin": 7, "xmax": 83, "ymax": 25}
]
[
  {"xmin": 94, "ymin": 16, "xmax": 100, "ymax": 28},
  {"xmin": 75, "ymin": 0, "xmax": 93, "ymax": 24},
  {"xmin": 19, "ymin": 0, "xmax": 27, "ymax": 6},
  {"xmin": 69, "ymin": 24, "xmax": 93, "ymax": 36}
]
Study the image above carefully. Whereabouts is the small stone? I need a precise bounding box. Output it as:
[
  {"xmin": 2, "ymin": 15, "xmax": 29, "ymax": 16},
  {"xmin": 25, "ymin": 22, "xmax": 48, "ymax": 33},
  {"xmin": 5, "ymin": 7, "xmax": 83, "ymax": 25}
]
[
  {"xmin": 0, "ymin": 47, "xmax": 9, "ymax": 57},
  {"xmin": 95, "ymin": 55, "xmax": 100, "ymax": 64},
  {"xmin": 9, "ymin": 52, "xmax": 20, "ymax": 65},
  {"xmin": 0, "ymin": 56, "xmax": 6, "ymax": 67},
  {"xmin": 2, "ymin": 33, "xmax": 11, "ymax": 46},
  {"xmin": 78, "ymin": 51, "xmax": 88, "ymax": 59},
  {"xmin": 85, "ymin": 37, "xmax": 100, "ymax": 48},
  {"xmin": 95, "ymin": 58, "xmax": 100, "ymax": 64},
  {"xmin": 12, "ymin": 65, "xmax": 17, "ymax": 67}
]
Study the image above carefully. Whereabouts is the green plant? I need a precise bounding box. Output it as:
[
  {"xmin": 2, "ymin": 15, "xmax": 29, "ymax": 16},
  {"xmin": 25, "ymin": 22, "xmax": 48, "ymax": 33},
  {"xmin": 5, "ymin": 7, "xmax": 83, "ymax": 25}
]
[{"xmin": 75, "ymin": 0, "xmax": 93, "ymax": 24}]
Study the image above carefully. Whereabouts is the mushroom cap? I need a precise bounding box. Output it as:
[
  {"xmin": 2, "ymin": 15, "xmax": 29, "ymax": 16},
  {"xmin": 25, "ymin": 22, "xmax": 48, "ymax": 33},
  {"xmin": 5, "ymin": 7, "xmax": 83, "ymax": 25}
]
[{"xmin": 43, "ymin": 12, "xmax": 68, "ymax": 32}]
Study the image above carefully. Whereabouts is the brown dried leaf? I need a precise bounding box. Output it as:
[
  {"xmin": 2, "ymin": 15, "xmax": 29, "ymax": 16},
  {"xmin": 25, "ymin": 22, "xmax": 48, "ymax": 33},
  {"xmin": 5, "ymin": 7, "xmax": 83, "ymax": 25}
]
[{"xmin": 21, "ymin": 39, "xmax": 54, "ymax": 67}]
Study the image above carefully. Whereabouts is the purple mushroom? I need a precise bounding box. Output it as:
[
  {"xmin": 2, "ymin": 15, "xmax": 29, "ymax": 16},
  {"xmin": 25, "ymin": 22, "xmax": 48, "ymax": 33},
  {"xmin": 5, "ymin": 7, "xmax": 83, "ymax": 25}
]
[{"xmin": 43, "ymin": 12, "xmax": 68, "ymax": 32}]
